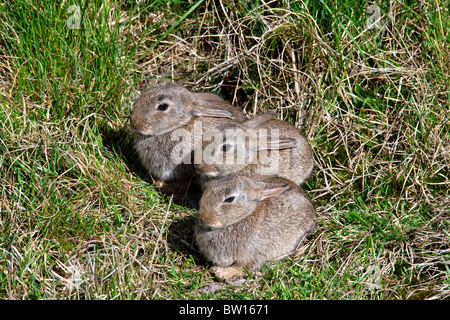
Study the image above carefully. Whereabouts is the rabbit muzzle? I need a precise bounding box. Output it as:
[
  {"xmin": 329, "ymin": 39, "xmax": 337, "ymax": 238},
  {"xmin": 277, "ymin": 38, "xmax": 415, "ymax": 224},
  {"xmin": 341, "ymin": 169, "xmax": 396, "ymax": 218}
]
[
  {"xmin": 196, "ymin": 163, "xmax": 219, "ymax": 177},
  {"xmin": 197, "ymin": 208, "xmax": 222, "ymax": 228},
  {"xmin": 130, "ymin": 115, "xmax": 150, "ymax": 135}
]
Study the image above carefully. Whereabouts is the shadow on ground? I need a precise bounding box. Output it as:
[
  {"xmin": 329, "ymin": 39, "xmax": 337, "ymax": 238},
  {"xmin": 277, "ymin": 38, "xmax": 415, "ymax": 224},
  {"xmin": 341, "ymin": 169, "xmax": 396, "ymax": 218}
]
[{"xmin": 99, "ymin": 123, "xmax": 203, "ymax": 209}]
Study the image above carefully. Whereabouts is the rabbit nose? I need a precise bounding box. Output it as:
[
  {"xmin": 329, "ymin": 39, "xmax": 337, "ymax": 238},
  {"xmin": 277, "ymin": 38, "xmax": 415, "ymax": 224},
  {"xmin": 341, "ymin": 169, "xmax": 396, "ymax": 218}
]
[
  {"xmin": 197, "ymin": 208, "xmax": 221, "ymax": 228},
  {"xmin": 130, "ymin": 115, "xmax": 150, "ymax": 134},
  {"xmin": 130, "ymin": 113, "xmax": 140, "ymax": 130},
  {"xmin": 197, "ymin": 163, "xmax": 217, "ymax": 176}
]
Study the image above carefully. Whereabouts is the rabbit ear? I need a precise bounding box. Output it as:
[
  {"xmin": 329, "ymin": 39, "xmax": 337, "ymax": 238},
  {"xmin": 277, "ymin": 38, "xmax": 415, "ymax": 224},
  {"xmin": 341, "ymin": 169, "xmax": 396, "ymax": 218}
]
[
  {"xmin": 190, "ymin": 102, "xmax": 235, "ymax": 119},
  {"xmin": 246, "ymin": 174, "xmax": 278, "ymax": 182},
  {"xmin": 240, "ymin": 175, "xmax": 265, "ymax": 190},
  {"xmin": 257, "ymin": 182, "xmax": 290, "ymax": 200},
  {"xmin": 258, "ymin": 137, "xmax": 298, "ymax": 151},
  {"xmin": 241, "ymin": 175, "xmax": 289, "ymax": 199}
]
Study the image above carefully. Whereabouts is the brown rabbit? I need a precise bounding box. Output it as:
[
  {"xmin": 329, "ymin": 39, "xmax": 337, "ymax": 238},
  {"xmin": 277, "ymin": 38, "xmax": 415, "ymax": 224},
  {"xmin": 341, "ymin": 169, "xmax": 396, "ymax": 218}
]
[
  {"xmin": 130, "ymin": 83, "xmax": 246, "ymax": 190},
  {"xmin": 195, "ymin": 114, "xmax": 314, "ymax": 186},
  {"xmin": 195, "ymin": 174, "xmax": 317, "ymax": 281}
]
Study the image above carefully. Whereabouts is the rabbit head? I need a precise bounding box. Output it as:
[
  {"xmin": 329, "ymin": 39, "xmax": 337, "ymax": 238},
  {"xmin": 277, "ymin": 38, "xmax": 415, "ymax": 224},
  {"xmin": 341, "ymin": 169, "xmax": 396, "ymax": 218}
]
[
  {"xmin": 130, "ymin": 83, "xmax": 237, "ymax": 136},
  {"xmin": 197, "ymin": 122, "xmax": 258, "ymax": 177},
  {"xmin": 196, "ymin": 116, "xmax": 298, "ymax": 178},
  {"xmin": 197, "ymin": 174, "xmax": 289, "ymax": 228}
]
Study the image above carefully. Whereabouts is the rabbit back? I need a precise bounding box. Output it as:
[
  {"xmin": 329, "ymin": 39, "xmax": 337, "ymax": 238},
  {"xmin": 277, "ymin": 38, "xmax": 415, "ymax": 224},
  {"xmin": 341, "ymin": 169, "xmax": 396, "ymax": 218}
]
[{"xmin": 252, "ymin": 119, "xmax": 314, "ymax": 184}]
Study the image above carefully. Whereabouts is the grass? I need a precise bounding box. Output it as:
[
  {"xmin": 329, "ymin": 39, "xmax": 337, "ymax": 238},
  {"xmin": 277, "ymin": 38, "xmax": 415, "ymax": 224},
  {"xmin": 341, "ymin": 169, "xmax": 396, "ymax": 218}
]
[{"xmin": 0, "ymin": 0, "xmax": 449, "ymax": 299}]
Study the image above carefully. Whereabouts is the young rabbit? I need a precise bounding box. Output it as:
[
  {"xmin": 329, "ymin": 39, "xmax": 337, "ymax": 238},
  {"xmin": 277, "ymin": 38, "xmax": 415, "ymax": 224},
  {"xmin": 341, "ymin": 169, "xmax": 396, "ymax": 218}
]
[
  {"xmin": 130, "ymin": 83, "xmax": 246, "ymax": 190},
  {"xmin": 195, "ymin": 114, "xmax": 314, "ymax": 186},
  {"xmin": 195, "ymin": 174, "xmax": 317, "ymax": 281}
]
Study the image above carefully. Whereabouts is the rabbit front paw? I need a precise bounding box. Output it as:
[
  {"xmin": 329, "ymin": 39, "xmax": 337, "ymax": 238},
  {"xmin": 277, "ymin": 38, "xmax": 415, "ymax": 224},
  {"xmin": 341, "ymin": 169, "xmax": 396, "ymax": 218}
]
[{"xmin": 211, "ymin": 265, "xmax": 246, "ymax": 282}]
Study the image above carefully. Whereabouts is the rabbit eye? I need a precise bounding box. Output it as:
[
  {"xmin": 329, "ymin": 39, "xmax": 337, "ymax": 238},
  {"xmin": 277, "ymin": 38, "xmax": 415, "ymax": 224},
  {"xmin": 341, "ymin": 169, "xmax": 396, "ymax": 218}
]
[
  {"xmin": 157, "ymin": 103, "xmax": 169, "ymax": 111},
  {"xmin": 222, "ymin": 144, "xmax": 232, "ymax": 152},
  {"xmin": 223, "ymin": 196, "xmax": 235, "ymax": 203}
]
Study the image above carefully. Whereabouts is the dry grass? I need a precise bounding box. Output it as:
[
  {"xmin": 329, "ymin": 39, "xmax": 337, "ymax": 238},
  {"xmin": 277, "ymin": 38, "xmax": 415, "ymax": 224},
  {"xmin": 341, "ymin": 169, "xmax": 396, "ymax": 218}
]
[{"xmin": 1, "ymin": 0, "xmax": 449, "ymax": 299}]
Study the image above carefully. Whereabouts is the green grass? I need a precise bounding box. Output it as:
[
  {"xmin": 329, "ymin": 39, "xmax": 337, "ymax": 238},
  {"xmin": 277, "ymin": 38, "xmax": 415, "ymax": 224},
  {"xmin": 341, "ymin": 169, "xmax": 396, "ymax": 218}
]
[{"xmin": 1, "ymin": 0, "xmax": 449, "ymax": 299}]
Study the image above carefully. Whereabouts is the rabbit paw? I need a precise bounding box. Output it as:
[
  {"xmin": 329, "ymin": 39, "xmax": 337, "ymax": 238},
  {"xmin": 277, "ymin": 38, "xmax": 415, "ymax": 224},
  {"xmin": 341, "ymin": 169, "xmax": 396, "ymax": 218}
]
[
  {"xmin": 154, "ymin": 180, "xmax": 192, "ymax": 193},
  {"xmin": 211, "ymin": 265, "xmax": 246, "ymax": 282},
  {"xmin": 154, "ymin": 180, "xmax": 165, "ymax": 188}
]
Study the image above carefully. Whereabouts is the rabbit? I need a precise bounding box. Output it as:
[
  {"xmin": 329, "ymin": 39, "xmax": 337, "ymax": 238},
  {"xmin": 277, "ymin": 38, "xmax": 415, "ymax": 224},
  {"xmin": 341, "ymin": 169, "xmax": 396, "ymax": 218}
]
[
  {"xmin": 130, "ymin": 83, "xmax": 247, "ymax": 190},
  {"xmin": 195, "ymin": 114, "xmax": 314, "ymax": 186},
  {"xmin": 194, "ymin": 174, "xmax": 317, "ymax": 281}
]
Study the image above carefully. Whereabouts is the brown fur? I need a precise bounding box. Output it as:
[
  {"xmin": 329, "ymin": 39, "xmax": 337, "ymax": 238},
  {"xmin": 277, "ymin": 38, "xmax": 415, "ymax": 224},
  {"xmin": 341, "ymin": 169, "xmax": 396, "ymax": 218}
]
[
  {"xmin": 130, "ymin": 83, "xmax": 246, "ymax": 185},
  {"xmin": 195, "ymin": 114, "xmax": 314, "ymax": 186},
  {"xmin": 195, "ymin": 174, "xmax": 317, "ymax": 281}
]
